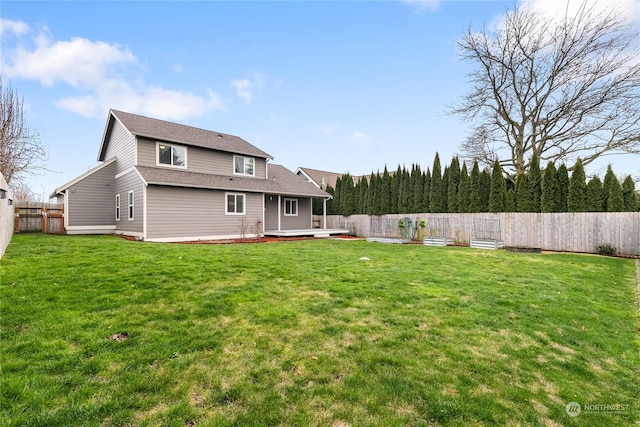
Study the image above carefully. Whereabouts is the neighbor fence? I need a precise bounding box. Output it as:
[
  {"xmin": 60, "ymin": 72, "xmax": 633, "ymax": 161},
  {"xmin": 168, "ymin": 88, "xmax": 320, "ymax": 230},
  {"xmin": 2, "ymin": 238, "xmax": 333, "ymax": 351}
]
[
  {"xmin": 0, "ymin": 173, "xmax": 14, "ymax": 258},
  {"xmin": 14, "ymin": 202, "xmax": 65, "ymax": 234},
  {"xmin": 319, "ymin": 212, "xmax": 640, "ymax": 256}
]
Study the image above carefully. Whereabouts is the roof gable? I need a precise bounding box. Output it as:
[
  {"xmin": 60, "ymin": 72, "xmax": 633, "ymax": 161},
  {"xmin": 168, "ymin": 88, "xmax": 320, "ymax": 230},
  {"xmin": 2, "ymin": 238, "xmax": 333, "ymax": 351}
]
[{"xmin": 98, "ymin": 110, "xmax": 273, "ymax": 161}]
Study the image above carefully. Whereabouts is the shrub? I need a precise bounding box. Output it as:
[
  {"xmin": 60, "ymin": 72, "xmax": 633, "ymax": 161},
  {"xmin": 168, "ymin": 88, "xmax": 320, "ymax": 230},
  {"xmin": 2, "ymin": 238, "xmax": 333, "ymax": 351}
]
[{"xmin": 596, "ymin": 244, "xmax": 617, "ymax": 256}]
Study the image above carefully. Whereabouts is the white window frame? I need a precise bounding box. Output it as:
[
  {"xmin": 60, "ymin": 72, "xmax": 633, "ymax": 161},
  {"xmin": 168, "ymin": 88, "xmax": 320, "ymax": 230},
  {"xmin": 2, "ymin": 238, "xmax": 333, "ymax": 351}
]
[
  {"xmin": 233, "ymin": 155, "xmax": 255, "ymax": 177},
  {"xmin": 128, "ymin": 190, "xmax": 135, "ymax": 221},
  {"xmin": 115, "ymin": 194, "xmax": 121, "ymax": 221},
  {"xmin": 225, "ymin": 192, "xmax": 246, "ymax": 215},
  {"xmin": 156, "ymin": 142, "xmax": 187, "ymax": 168},
  {"xmin": 284, "ymin": 198, "xmax": 298, "ymax": 216}
]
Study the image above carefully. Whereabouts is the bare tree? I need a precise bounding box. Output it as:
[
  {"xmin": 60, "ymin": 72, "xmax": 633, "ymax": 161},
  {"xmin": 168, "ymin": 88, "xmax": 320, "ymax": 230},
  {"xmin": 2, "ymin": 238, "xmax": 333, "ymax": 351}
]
[
  {"xmin": 451, "ymin": 1, "xmax": 640, "ymax": 178},
  {"xmin": 0, "ymin": 77, "xmax": 47, "ymax": 187}
]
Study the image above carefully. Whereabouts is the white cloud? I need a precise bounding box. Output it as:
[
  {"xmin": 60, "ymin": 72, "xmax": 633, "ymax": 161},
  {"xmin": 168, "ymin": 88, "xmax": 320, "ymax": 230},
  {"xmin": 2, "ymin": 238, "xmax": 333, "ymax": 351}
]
[
  {"xmin": 316, "ymin": 123, "xmax": 340, "ymax": 134},
  {"xmin": 0, "ymin": 18, "xmax": 30, "ymax": 37},
  {"xmin": 1, "ymin": 21, "xmax": 225, "ymax": 120},
  {"xmin": 400, "ymin": 0, "xmax": 441, "ymax": 13},
  {"xmin": 521, "ymin": 0, "xmax": 640, "ymax": 25},
  {"xmin": 230, "ymin": 72, "xmax": 268, "ymax": 105},
  {"xmin": 230, "ymin": 78, "xmax": 253, "ymax": 104},
  {"xmin": 349, "ymin": 130, "xmax": 373, "ymax": 148}
]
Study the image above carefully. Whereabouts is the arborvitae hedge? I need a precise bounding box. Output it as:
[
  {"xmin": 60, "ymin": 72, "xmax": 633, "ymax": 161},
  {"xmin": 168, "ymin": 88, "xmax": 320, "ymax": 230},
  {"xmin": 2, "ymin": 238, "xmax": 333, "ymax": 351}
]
[{"xmin": 326, "ymin": 155, "xmax": 638, "ymax": 216}]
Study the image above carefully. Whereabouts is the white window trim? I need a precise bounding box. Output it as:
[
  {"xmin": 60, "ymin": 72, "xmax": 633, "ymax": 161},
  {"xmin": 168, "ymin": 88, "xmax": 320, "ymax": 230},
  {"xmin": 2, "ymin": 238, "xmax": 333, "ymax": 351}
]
[
  {"xmin": 284, "ymin": 198, "xmax": 298, "ymax": 216},
  {"xmin": 115, "ymin": 194, "xmax": 121, "ymax": 221},
  {"xmin": 233, "ymin": 155, "xmax": 255, "ymax": 177},
  {"xmin": 128, "ymin": 190, "xmax": 135, "ymax": 221},
  {"xmin": 156, "ymin": 141, "xmax": 187, "ymax": 168},
  {"xmin": 225, "ymin": 192, "xmax": 246, "ymax": 215}
]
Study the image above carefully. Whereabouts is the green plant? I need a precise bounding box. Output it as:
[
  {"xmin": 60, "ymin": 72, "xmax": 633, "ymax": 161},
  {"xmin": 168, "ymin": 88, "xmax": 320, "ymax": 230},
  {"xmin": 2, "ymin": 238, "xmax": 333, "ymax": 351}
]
[
  {"xmin": 596, "ymin": 243, "xmax": 618, "ymax": 256},
  {"xmin": 418, "ymin": 218, "xmax": 426, "ymax": 227},
  {"xmin": 398, "ymin": 219, "xmax": 404, "ymax": 228}
]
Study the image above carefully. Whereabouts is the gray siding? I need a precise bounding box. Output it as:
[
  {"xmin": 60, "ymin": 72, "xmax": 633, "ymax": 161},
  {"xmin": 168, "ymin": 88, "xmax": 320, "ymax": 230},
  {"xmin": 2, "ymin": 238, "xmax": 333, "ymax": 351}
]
[
  {"xmin": 137, "ymin": 137, "xmax": 267, "ymax": 179},
  {"xmin": 146, "ymin": 186, "xmax": 263, "ymax": 240},
  {"xmin": 67, "ymin": 162, "xmax": 116, "ymax": 227},
  {"xmin": 103, "ymin": 119, "xmax": 135, "ymax": 175},
  {"xmin": 114, "ymin": 170, "xmax": 144, "ymax": 233},
  {"xmin": 280, "ymin": 197, "xmax": 312, "ymax": 229}
]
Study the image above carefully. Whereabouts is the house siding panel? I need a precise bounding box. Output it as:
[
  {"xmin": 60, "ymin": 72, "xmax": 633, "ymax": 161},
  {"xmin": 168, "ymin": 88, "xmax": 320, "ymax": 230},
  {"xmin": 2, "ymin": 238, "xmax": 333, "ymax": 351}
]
[
  {"xmin": 146, "ymin": 186, "xmax": 263, "ymax": 240},
  {"xmin": 280, "ymin": 197, "xmax": 312, "ymax": 229},
  {"xmin": 66, "ymin": 161, "xmax": 116, "ymax": 227},
  {"xmin": 137, "ymin": 137, "xmax": 267, "ymax": 178},
  {"xmin": 114, "ymin": 170, "xmax": 144, "ymax": 233},
  {"xmin": 104, "ymin": 119, "xmax": 135, "ymax": 175}
]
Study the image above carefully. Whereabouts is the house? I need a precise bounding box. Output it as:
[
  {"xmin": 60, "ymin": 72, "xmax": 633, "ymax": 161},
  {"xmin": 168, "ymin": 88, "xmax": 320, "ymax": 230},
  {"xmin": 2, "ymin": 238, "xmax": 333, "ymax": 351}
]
[
  {"xmin": 295, "ymin": 167, "xmax": 361, "ymax": 190},
  {"xmin": 50, "ymin": 110, "xmax": 346, "ymax": 242}
]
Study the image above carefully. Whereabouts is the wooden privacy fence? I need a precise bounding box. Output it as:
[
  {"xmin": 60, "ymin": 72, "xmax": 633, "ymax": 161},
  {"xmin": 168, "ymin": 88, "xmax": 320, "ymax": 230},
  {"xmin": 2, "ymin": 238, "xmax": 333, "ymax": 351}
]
[
  {"xmin": 320, "ymin": 212, "xmax": 640, "ymax": 256},
  {"xmin": 15, "ymin": 202, "xmax": 64, "ymax": 234}
]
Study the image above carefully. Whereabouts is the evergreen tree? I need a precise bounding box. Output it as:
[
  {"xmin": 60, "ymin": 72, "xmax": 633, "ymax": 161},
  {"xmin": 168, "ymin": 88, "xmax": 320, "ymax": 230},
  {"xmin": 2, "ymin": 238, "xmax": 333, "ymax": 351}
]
[
  {"xmin": 528, "ymin": 153, "xmax": 542, "ymax": 212},
  {"xmin": 411, "ymin": 164, "xmax": 424, "ymax": 213},
  {"xmin": 423, "ymin": 169, "xmax": 431, "ymax": 212},
  {"xmin": 515, "ymin": 173, "xmax": 533, "ymax": 212},
  {"xmin": 399, "ymin": 166, "xmax": 413, "ymax": 213},
  {"xmin": 325, "ymin": 184, "xmax": 337, "ymax": 214},
  {"xmin": 447, "ymin": 157, "xmax": 460, "ymax": 213},
  {"xmin": 505, "ymin": 189, "xmax": 516, "ymax": 212},
  {"xmin": 469, "ymin": 161, "xmax": 482, "ymax": 213},
  {"xmin": 585, "ymin": 176, "xmax": 603, "ymax": 212},
  {"xmin": 480, "ymin": 168, "xmax": 492, "ymax": 212},
  {"xmin": 602, "ymin": 165, "xmax": 616, "ymax": 212},
  {"xmin": 390, "ymin": 165, "xmax": 401, "ymax": 214},
  {"xmin": 368, "ymin": 172, "xmax": 382, "ymax": 215},
  {"xmin": 457, "ymin": 162, "xmax": 471, "ymax": 213},
  {"xmin": 488, "ymin": 160, "xmax": 506, "ymax": 212},
  {"xmin": 381, "ymin": 166, "xmax": 392, "ymax": 214},
  {"xmin": 357, "ymin": 176, "xmax": 369, "ymax": 214},
  {"xmin": 541, "ymin": 161, "xmax": 559, "ymax": 212},
  {"xmin": 340, "ymin": 173, "xmax": 355, "ymax": 216},
  {"xmin": 332, "ymin": 177, "xmax": 343, "ymax": 215},
  {"xmin": 556, "ymin": 163, "xmax": 569, "ymax": 212},
  {"xmin": 442, "ymin": 166, "xmax": 450, "ymax": 212},
  {"xmin": 607, "ymin": 174, "xmax": 624, "ymax": 212},
  {"xmin": 621, "ymin": 175, "xmax": 638, "ymax": 212},
  {"xmin": 429, "ymin": 153, "xmax": 446, "ymax": 213},
  {"xmin": 568, "ymin": 158, "xmax": 586, "ymax": 212}
]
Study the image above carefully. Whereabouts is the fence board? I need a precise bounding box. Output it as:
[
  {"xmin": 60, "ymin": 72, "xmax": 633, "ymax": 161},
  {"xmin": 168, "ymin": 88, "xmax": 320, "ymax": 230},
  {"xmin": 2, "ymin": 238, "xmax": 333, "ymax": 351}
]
[{"xmin": 319, "ymin": 212, "xmax": 640, "ymax": 256}]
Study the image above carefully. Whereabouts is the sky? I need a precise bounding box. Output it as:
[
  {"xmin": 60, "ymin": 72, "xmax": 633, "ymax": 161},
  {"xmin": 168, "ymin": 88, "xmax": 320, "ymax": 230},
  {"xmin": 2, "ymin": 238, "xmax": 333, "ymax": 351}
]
[{"xmin": 1, "ymin": 0, "xmax": 639, "ymax": 200}]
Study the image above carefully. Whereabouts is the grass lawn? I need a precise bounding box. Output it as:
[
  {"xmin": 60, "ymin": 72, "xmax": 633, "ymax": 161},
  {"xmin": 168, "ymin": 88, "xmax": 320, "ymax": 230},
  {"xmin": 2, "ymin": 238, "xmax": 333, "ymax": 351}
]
[{"xmin": 1, "ymin": 234, "xmax": 638, "ymax": 426}]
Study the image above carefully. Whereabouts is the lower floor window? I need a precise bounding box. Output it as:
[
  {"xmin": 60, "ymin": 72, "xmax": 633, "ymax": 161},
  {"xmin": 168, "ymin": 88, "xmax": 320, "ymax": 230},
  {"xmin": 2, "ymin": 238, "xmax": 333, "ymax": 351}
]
[
  {"xmin": 226, "ymin": 193, "xmax": 245, "ymax": 214},
  {"xmin": 284, "ymin": 198, "xmax": 298, "ymax": 216}
]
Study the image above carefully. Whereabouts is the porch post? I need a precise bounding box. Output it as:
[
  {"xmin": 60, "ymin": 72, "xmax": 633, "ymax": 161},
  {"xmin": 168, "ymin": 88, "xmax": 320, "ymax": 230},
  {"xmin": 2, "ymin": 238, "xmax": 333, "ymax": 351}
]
[
  {"xmin": 277, "ymin": 195, "xmax": 281, "ymax": 231},
  {"xmin": 323, "ymin": 198, "xmax": 327, "ymax": 229}
]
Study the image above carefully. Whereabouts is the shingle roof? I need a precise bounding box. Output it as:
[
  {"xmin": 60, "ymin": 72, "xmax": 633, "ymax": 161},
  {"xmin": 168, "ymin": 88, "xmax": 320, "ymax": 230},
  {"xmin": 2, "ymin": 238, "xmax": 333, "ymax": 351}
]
[
  {"xmin": 296, "ymin": 167, "xmax": 359, "ymax": 189},
  {"xmin": 99, "ymin": 110, "xmax": 272, "ymax": 161},
  {"xmin": 136, "ymin": 164, "xmax": 329, "ymax": 198}
]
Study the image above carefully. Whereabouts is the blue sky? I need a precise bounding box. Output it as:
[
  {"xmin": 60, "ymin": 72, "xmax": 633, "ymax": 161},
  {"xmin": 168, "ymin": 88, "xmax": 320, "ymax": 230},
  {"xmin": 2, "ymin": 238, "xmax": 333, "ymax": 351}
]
[{"xmin": 2, "ymin": 0, "xmax": 639, "ymax": 199}]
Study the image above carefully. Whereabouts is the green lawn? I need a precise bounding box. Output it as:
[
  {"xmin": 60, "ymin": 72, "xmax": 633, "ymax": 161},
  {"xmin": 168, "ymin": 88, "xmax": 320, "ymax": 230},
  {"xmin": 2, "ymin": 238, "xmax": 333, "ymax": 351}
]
[{"xmin": 1, "ymin": 234, "xmax": 638, "ymax": 426}]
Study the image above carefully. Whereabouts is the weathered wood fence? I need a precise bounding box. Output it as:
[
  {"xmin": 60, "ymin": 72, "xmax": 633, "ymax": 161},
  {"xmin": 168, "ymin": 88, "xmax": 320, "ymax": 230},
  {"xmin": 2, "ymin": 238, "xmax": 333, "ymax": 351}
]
[
  {"xmin": 319, "ymin": 212, "xmax": 640, "ymax": 256},
  {"xmin": 14, "ymin": 202, "xmax": 65, "ymax": 234}
]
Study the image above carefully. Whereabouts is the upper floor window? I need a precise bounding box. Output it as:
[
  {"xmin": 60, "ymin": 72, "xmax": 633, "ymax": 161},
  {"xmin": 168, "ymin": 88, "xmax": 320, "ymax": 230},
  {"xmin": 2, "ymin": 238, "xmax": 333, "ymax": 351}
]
[
  {"xmin": 284, "ymin": 198, "xmax": 298, "ymax": 216},
  {"xmin": 234, "ymin": 155, "xmax": 255, "ymax": 176},
  {"xmin": 157, "ymin": 142, "xmax": 186, "ymax": 167}
]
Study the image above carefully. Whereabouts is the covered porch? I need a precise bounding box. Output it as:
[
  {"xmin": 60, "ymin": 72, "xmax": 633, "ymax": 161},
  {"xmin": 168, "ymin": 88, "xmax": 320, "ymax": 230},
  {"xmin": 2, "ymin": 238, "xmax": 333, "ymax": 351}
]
[{"xmin": 264, "ymin": 228, "xmax": 350, "ymax": 238}]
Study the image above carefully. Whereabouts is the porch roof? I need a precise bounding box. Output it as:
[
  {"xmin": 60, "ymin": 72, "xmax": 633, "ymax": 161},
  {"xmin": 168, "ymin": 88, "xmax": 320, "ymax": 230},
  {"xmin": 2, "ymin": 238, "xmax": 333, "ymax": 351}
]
[{"xmin": 135, "ymin": 164, "xmax": 330, "ymax": 198}]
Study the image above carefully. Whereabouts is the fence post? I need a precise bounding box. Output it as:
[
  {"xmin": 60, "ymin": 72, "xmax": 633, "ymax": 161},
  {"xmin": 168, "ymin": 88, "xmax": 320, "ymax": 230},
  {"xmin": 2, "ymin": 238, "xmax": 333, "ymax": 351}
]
[
  {"xmin": 14, "ymin": 207, "xmax": 19, "ymax": 233},
  {"xmin": 42, "ymin": 208, "xmax": 48, "ymax": 234}
]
